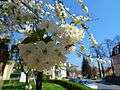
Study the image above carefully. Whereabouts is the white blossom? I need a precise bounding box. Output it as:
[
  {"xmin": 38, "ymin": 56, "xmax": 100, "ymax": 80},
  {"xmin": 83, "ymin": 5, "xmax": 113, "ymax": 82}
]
[
  {"xmin": 0, "ymin": 0, "xmax": 95, "ymax": 70},
  {"xmin": 19, "ymin": 41, "xmax": 66, "ymax": 70},
  {"xmin": 89, "ymin": 33, "xmax": 98, "ymax": 47},
  {"xmin": 68, "ymin": 46, "xmax": 76, "ymax": 52},
  {"xmin": 55, "ymin": 1, "xmax": 68, "ymax": 20},
  {"xmin": 73, "ymin": 16, "xmax": 90, "ymax": 25},
  {"xmin": 61, "ymin": 24, "xmax": 85, "ymax": 44},
  {"xmin": 96, "ymin": 58, "xmax": 107, "ymax": 64},
  {"xmin": 81, "ymin": 4, "xmax": 89, "ymax": 13},
  {"xmin": 47, "ymin": 4, "xmax": 55, "ymax": 10}
]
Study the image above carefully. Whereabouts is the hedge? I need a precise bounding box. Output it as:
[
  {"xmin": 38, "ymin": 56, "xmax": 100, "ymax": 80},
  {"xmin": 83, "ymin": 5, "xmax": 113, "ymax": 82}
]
[
  {"xmin": 104, "ymin": 76, "xmax": 120, "ymax": 85},
  {"xmin": 47, "ymin": 80, "xmax": 94, "ymax": 90}
]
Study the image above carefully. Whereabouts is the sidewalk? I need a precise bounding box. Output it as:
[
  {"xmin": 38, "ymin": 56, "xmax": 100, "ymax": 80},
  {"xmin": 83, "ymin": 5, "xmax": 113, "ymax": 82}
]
[{"xmin": 0, "ymin": 76, "xmax": 3, "ymax": 90}]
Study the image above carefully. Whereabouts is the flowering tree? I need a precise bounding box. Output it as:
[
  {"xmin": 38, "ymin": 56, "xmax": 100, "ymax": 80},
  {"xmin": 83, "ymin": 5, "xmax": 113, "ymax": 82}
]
[{"xmin": 0, "ymin": 0, "xmax": 98, "ymax": 90}]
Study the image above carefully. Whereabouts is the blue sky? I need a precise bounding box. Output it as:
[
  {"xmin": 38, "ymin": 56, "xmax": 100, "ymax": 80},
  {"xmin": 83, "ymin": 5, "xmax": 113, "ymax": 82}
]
[
  {"xmin": 87, "ymin": 0, "xmax": 120, "ymax": 42},
  {"xmin": 66, "ymin": 0, "xmax": 120, "ymax": 67},
  {"xmin": 64, "ymin": 0, "xmax": 120, "ymax": 42}
]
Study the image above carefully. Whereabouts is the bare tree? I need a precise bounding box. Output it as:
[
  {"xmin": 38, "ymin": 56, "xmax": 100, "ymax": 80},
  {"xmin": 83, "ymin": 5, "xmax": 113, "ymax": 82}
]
[
  {"xmin": 90, "ymin": 46, "xmax": 102, "ymax": 78},
  {"xmin": 104, "ymin": 39, "xmax": 114, "ymax": 74},
  {"xmin": 113, "ymin": 35, "xmax": 120, "ymax": 45}
]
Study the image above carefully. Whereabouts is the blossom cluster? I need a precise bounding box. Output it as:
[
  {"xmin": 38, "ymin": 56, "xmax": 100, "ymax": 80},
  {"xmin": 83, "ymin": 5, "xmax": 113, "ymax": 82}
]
[
  {"xmin": 19, "ymin": 41, "xmax": 66, "ymax": 70},
  {"xmin": 0, "ymin": 0, "xmax": 99, "ymax": 70},
  {"xmin": 18, "ymin": 20, "xmax": 86, "ymax": 70}
]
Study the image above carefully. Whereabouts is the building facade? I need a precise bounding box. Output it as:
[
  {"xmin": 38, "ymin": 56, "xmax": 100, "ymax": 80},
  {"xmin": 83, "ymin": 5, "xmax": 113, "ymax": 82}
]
[
  {"xmin": 44, "ymin": 62, "xmax": 67, "ymax": 79},
  {"xmin": 112, "ymin": 43, "xmax": 120, "ymax": 76}
]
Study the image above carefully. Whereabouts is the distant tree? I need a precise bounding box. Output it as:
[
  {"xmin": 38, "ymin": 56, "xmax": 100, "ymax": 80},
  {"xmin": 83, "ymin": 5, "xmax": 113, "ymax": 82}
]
[
  {"xmin": 90, "ymin": 46, "xmax": 102, "ymax": 78},
  {"xmin": 68, "ymin": 65, "xmax": 78, "ymax": 73},
  {"xmin": 91, "ymin": 66, "xmax": 97, "ymax": 78},
  {"xmin": 104, "ymin": 39, "xmax": 113, "ymax": 56},
  {"xmin": 103, "ymin": 36, "xmax": 120, "ymax": 75},
  {"xmin": 113, "ymin": 35, "xmax": 120, "ymax": 45},
  {"xmin": 81, "ymin": 56, "xmax": 92, "ymax": 78},
  {"xmin": 66, "ymin": 63, "xmax": 78, "ymax": 77},
  {"xmin": 104, "ymin": 39, "xmax": 115, "ymax": 74}
]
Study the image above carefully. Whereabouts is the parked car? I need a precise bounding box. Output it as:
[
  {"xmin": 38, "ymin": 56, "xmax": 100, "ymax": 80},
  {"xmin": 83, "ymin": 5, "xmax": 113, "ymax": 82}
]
[{"xmin": 79, "ymin": 79, "xmax": 98, "ymax": 89}]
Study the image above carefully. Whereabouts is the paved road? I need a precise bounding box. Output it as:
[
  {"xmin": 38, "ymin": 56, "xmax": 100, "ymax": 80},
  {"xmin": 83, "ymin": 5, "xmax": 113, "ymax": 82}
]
[{"xmin": 95, "ymin": 80, "xmax": 120, "ymax": 90}]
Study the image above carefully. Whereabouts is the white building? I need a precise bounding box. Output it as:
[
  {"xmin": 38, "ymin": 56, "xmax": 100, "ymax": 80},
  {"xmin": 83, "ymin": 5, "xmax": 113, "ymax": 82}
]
[{"xmin": 44, "ymin": 62, "xmax": 67, "ymax": 79}]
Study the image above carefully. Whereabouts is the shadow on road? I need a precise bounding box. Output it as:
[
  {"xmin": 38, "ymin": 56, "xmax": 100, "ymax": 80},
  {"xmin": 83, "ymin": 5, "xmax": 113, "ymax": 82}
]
[
  {"xmin": 95, "ymin": 80, "xmax": 113, "ymax": 85},
  {"xmin": 93, "ymin": 80, "xmax": 120, "ymax": 90}
]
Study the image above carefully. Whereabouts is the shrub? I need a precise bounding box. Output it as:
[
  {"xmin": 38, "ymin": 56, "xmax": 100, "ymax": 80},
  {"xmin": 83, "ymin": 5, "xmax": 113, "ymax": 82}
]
[
  {"xmin": 10, "ymin": 73, "xmax": 21, "ymax": 78},
  {"xmin": 104, "ymin": 76, "xmax": 120, "ymax": 85},
  {"xmin": 43, "ymin": 74, "xmax": 51, "ymax": 81},
  {"xmin": 48, "ymin": 80, "xmax": 93, "ymax": 90}
]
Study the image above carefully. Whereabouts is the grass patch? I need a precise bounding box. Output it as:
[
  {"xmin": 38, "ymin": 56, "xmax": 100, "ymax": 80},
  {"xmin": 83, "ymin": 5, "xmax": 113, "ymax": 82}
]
[
  {"xmin": 2, "ymin": 80, "xmax": 24, "ymax": 90},
  {"xmin": 2, "ymin": 80, "xmax": 93, "ymax": 90},
  {"xmin": 2, "ymin": 80, "xmax": 66, "ymax": 90},
  {"xmin": 42, "ymin": 83, "xmax": 66, "ymax": 90}
]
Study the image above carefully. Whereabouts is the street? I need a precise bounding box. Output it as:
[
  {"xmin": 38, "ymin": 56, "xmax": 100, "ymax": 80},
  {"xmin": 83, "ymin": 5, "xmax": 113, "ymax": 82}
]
[{"xmin": 95, "ymin": 80, "xmax": 120, "ymax": 90}]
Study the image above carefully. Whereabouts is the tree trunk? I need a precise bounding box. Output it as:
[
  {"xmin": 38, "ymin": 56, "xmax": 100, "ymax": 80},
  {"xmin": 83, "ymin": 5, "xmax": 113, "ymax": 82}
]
[
  {"xmin": 101, "ymin": 63, "xmax": 105, "ymax": 77},
  {"xmin": 35, "ymin": 71, "xmax": 43, "ymax": 90},
  {"xmin": 95, "ymin": 48, "xmax": 102, "ymax": 78},
  {"xmin": 25, "ymin": 72, "xmax": 29, "ymax": 90},
  {"xmin": 97, "ymin": 61, "xmax": 102, "ymax": 78}
]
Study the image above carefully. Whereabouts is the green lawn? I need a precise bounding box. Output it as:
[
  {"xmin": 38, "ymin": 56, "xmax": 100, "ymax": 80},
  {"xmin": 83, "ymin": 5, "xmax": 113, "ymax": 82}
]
[
  {"xmin": 42, "ymin": 83, "xmax": 66, "ymax": 90},
  {"xmin": 2, "ymin": 80, "xmax": 66, "ymax": 90}
]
